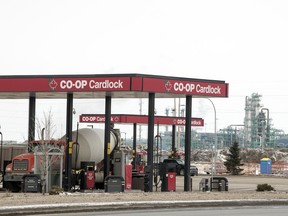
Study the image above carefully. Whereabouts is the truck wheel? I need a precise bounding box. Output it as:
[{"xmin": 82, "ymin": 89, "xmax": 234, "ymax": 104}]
[
  {"xmin": 5, "ymin": 182, "xmax": 21, "ymax": 192},
  {"xmin": 180, "ymin": 169, "xmax": 185, "ymax": 176}
]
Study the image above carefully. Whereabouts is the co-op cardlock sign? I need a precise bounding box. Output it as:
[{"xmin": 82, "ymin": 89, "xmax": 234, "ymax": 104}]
[
  {"xmin": 80, "ymin": 114, "xmax": 205, "ymax": 127},
  {"xmin": 50, "ymin": 77, "xmax": 225, "ymax": 96},
  {"xmin": 142, "ymin": 78, "xmax": 227, "ymax": 97},
  {"xmin": 0, "ymin": 75, "xmax": 228, "ymax": 98},
  {"xmin": 58, "ymin": 79, "xmax": 124, "ymax": 90},
  {"xmin": 52, "ymin": 77, "xmax": 227, "ymax": 97},
  {"xmin": 49, "ymin": 77, "xmax": 130, "ymax": 91}
]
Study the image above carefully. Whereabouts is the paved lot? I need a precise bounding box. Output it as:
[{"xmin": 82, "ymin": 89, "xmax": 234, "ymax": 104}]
[
  {"xmin": 176, "ymin": 174, "xmax": 288, "ymax": 192},
  {"xmin": 1, "ymin": 173, "xmax": 288, "ymax": 193},
  {"xmin": 0, "ymin": 174, "xmax": 288, "ymax": 215}
]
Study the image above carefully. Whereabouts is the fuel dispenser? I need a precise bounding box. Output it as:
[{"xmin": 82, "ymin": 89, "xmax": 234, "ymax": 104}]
[
  {"xmin": 113, "ymin": 151, "xmax": 132, "ymax": 190},
  {"xmin": 159, "ymin": 162, "xmax": 176, "ymax": 192},
  {"xmin": 80, "ymin": 161, "xmax": 95, "ymax": 190}
]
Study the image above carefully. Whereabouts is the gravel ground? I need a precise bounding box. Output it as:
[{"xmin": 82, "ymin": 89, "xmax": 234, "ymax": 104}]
[
  {"xmin": 1, "ymin": 190, "xmax": 288, "ymax": 207},
  {"xmin": 1, "ymin": 175, "xmax": 288, "ymax": 207}
]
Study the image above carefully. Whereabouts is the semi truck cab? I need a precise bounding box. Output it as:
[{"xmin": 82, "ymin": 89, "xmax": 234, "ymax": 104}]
[{"xmin": 4, "ymin": 153, "xmax": 35, "ymax": 192}]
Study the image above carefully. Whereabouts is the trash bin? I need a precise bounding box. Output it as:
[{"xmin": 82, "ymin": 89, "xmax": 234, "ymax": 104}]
[
  {"xmin": 132, "ymin": 173, "xmax": 145, "ymax": 190},
  {"xmin": 210, "ymin": 177, "xmax": 228, "ymax": 192},
  {"xmin": 104, "ymin": 176, "xmax": 124, "ymax": 193},
  {"xmin": 22, "ymin": 174, "xmax": 41, "ymax": 193}
]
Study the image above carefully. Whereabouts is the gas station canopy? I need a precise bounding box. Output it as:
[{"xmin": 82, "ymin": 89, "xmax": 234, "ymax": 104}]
[
  {"xmin": 0, "ymin": 73, "xmax": 229, "ymax": 192},
  {"xmin": 0, "ymin": 74, "xmax": 228, "ymax": 99}
]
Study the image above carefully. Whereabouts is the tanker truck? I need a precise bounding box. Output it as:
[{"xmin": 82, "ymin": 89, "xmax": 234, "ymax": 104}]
[{"xmin": 3, "ymin": 128, "xmax": 123, "ymax": 192}]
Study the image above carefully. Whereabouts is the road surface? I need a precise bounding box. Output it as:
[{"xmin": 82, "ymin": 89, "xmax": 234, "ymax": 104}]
[{"xmin": 32, "ymin": 206, "xmax": 288, "ymax": 216}]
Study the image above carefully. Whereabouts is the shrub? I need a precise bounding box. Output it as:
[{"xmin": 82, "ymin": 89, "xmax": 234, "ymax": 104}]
[
  {"xmin": 256, "ymin": 183, "xmax": 274, "ymax": 192},
  {"xmin": 49, "ymin": 185, "xmax": 64, "ymax": 195}
]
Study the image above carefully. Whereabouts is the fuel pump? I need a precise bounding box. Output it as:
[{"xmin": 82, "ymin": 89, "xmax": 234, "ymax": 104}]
[
  {"xmin": 80, "ymin": 161, "xmax": 95, "ymax": 190},
  {"xmin": 159, "ymin": 162, "xmax": 176, "ymax": 192}
]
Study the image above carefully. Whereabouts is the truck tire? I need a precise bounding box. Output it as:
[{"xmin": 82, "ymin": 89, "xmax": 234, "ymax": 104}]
[{"xmin": 5, "ymin": 182, "xmax": 21, "ymax": 192}]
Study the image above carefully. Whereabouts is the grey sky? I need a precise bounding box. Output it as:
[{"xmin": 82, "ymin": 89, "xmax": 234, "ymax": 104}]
[{"xmin": 0, "ymin": 1, "xmax": 288, "ymax": 141}]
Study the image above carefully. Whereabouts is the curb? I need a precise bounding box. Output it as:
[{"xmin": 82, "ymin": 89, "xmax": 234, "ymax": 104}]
[{"xmin": 1, "ymin": 199, "xmax": 288, "ymax": 215}]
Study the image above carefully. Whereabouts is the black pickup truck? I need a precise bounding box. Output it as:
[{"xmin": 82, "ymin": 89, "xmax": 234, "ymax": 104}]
[{"xmin": 161, "ymin": 158, "xmax": 198, "ymax": 176}]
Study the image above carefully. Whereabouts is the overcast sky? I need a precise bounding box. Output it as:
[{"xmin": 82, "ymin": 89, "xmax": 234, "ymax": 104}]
[{"xmin": 0, "ymin": 0, "xmax": 288, "ymax": 142}]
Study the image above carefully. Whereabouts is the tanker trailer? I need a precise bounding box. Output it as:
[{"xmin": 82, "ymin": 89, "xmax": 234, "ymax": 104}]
[
  {"xmin": 4, "ymin": 128, "xmax": 120, "ymax": 192},
  {"xmin": 68, "ymin": 128, "xmax": 120, "ymax": 170},
  {"xmin": 63, "ymin": 127, "xmax": 121, "ymax": 188}
]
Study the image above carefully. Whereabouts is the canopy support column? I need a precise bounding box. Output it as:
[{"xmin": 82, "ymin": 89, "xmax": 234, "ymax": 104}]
[
  {"xmin": 147, "ymin": 93, "xmax": 155, "ymax": 192},
  {"xmin": 104, "ymin": 96, "xmax": 112, "ymax": 179},
  {"xmin": 28, "ymin": 95, "xmax": 36, "ymax": 143},
  {"xmin": 184, "ymin": 95, "xmax": 192, "ymax": 191},
  {"xmin": 64, "ymin": 93, "xmax": 73, "ymax": 191}
]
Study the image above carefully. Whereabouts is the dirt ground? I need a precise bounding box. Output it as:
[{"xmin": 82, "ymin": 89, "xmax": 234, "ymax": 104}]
[{"xmin": 1, "ymin": 174, "xmax": 288, "ymax": 207}]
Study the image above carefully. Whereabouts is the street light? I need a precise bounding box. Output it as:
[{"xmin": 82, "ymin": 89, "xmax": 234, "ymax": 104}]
[{"xmin": 206, "ymin": 98, "xmax": 217, "ymax": 181}]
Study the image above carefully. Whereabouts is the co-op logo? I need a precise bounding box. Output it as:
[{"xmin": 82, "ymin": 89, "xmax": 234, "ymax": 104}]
[
  {"xmin": 165, "ymin": 80, "xmax": 221, "ymax": 94},
  {"xmin": 81, "ymin": 116, "xmax": 118, "ymax": 122},
  {"xmin": 81, "ymin": 116, "xmax": 101, "ymax": 122},
  {"xmin": 165, "ymin": 80, "xmax": 195, "ymax": 92},
  {"xmin": 49, "ymin": 79, "xmax": 124, "ymax": 90}
]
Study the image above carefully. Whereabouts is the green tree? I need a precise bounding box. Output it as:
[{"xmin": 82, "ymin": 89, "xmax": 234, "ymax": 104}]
[{"xmin": 224, "ymin": 141, "xmax": 244, "ymax": 175}]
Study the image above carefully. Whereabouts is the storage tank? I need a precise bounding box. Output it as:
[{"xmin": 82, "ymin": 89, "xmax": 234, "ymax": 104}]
[{"xmin": 63, "ymin": 128, "xmax": 119, "ymax": 169}]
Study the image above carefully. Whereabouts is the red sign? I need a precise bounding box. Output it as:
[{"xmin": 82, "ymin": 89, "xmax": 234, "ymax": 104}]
[
  {"xmin": 0, "ymin": 75, "xmax": 228, "ymax": 98},
  {"xmin": 79, "ymin": 114, "xmax": 204, "ymax": 126},
  {"xmin": 142, "ymin": 78, "xmax": 228, "ymax": 97},
  {"xmin": 0, "ymin": 77, "xmax": 131, "ymax": 92}
]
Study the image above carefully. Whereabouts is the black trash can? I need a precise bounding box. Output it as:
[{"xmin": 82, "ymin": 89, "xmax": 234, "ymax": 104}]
[
  {"xmin": 104, "ymin": 176, "xmax": 124, "ymax": 193},
  {"xmin": 132, "ymin": 173, "xmax": 145, "ymax": 190},
  {"xmin": 22, "ymin": 174, "xmax": 41, "ymax": 193},
  {"xmin": 210, "ymin": 177, "xmax": 228, "ymax": 191}
]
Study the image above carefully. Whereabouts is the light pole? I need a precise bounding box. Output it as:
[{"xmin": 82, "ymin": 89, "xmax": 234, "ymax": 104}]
[{"xmin": 206, "ymin": 98, "xmax": 217, "ymax": 181}]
